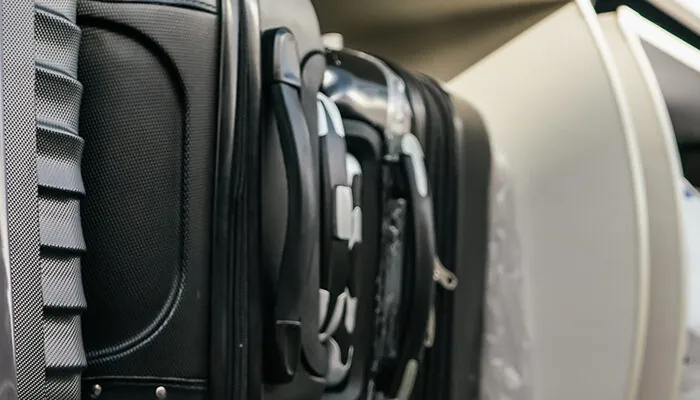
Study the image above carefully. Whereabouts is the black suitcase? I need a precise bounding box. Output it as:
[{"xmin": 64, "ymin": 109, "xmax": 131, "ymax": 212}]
[
  {"xmin": 75, "ymin": 0, "xmax": 262, "ymax": 398},
  {"xmin": 322, "ymin": 46, "xmax": 492, "ymax": 400},
  {"xmin": 257, "ymin": 1, "xmax": 366, "ymax": 398},
  {"xmin": 76, "ymin": 0, "xmax": 350, "ymax": 397}
]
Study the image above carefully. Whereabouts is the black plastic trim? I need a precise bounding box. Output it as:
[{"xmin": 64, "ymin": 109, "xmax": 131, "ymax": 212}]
[{"xmin": 209, "ymin": 0, "xmax": 241, "ymax": 396}]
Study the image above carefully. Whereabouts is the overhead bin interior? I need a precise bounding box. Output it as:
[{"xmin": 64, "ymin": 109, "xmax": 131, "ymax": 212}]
[
  {"xmin": 598, "ymin": 8, "xmax": 689, "ymax": 400},
  {"xmin": 642, "ymin": 37, "xmax": 700, "ymax": 186},
  {"xmin": 596, "ymin": 1, "xmax": 700, "ymax": 187},
  {"xmin": 447, "ymin": 2, "xmax": 649, "ymax": 399},
  {"xmin": 312, "ymin": 0, "xmax": 567, "ymax": 80}
]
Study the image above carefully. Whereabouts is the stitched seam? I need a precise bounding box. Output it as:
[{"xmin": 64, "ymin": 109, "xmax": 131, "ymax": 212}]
[{"xmin": 90, "ymin": 0, "xmax": 215, "ymax": 13}]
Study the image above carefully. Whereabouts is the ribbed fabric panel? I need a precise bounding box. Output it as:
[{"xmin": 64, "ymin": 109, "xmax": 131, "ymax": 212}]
[
  {"xmin": 34, "ymin": 0, "xmax": 87, "ymax": 398},
  {"xmin": 36, "ymin": 7, "xmax": 80, "ymax": 77},
  {"xmin": 37, "ymin": 124, "xmax": 85, "ymax": 194},
  {"xmin": 38, "ymin": 195, "xmax": 87, "ymax": 252},
  {"xmin": 42, "ymin": 255, "xmax": 86, "ymax": 310},
  {"xmin": 36, "ymin": 66, "xmax": 83, "ymax": 135},
  {"xmin": 46, "ymin": 373, "xmax": 82, "ymax": 399},
  {"xmin": 44, "ymin": 314, "xmax": 87, "ymax": 370},
  {"xmin": 37, "ymin": 0, "xmax": 77, "ymax": 23}
]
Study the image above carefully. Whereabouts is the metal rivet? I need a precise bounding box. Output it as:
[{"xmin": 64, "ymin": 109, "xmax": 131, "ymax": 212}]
[
  {"xmin": 90, "ymin": 384, "xmax": 102, "ymax": 398},
  {"xmin": 155, "ymin": 386, "xmax": 167, "ymax": 399}
]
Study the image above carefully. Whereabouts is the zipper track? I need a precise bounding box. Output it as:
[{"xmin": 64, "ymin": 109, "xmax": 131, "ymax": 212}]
[
  {"xmin": 371, "ymin": 57, "xmax": 459, "ymax": 399},
  {"xmin": 415, "ymin": 74, "xmax": 458, "ymax": 400},
  {"xmin": 232, "ymin": 0, "xmax": 262, "ymax": 398},
  {"xmin": 232, "ymin": 55, "xmax": 250, "ymax": 400}
]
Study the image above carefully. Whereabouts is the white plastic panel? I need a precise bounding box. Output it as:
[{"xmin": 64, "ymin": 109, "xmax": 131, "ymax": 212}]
[
  {"xmin": 599, "ymin": 8, "xmax": 691, "ymax": 400},
  {"xmin": 448, "ymin": 1, "xmax": 649, "ymax": 399}
]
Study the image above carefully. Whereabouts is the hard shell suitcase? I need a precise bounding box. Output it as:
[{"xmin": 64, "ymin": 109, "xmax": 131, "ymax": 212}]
[{"xmin": 322, "ymin": 45, "xmax": 492, "ymax": 400}]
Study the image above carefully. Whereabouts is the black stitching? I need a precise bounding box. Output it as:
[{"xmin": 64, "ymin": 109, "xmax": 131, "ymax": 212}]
[{"xmin": 90, "ymin": 0, "xmax": 215, "ymax": 13}]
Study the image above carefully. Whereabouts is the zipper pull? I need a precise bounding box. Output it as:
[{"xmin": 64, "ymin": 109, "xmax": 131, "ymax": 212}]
[{"xmin": 433, "ymin": 258, "xmax": 458, "ymax": 291}]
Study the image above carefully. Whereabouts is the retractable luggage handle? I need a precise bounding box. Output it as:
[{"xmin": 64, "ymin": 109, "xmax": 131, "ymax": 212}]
[
  {"xmin": 262, "ymin": 27, "xmax": 318, "ymax": 383},
  {"xmin": 384, "ymin": 128, "xmax": 437, "ymax": 400},
  {"xmin": 325, "ymin": 49, "xmax": 439, "ymax": 399}
]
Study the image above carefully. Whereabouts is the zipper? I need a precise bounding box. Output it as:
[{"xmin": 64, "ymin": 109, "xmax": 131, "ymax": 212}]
[
  {"xmin": 231, "ymin": 39, "xmax": 251, "ymax": 400},
  {"xmin": 372, "ymin": 58, "xmax": 460, "ymax": 399},
  {"xmin": 416, "ymin": 74, "xmax": 459, "ymax": 400},
  {"xmin": 425, "ymin": 259, "xmax": 458, "ymax": 347},
  {"xmin": 232, "ymin": 0, "xmax": 262, "ymax": 398},
  {"xmin": 434, "ymin": 259, "xmax": 458, "ymax": 290}
]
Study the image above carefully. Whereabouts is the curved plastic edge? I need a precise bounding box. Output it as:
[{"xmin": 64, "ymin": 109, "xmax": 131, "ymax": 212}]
[
  {"xmin": 602, "ymin": 8, "xmax": 688, "ymax": 400},
  {"xmin": 447, "ymin": 1, "xmax": 650, "ymax": 398},
  {"xmin": 575, "ymin": 2, "xmax": 651, "ymax": 397}
]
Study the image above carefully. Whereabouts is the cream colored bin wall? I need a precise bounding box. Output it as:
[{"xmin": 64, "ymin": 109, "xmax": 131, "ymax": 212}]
[
  {"xmin": 599, "ymin": 9, "xmax": 687, "ymax": 400},
  {"xmin": 448, "ymin": 2, "xmax": 649, "ymax": 400},
  {"xmin": 312, "ymin": 0, "xmax": 567, "ymax": 80}
]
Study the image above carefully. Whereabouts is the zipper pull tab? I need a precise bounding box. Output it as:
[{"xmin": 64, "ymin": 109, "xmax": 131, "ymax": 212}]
[
  {"xmin": 424, "ymin": 306, "xmax": 436, "ymax": 348},
  {"xmin": 433, "ymin": 258, "xmax": 458, "ymax": 291}
]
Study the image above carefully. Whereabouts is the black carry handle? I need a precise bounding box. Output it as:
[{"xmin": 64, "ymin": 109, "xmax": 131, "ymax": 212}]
[
  {"xmin": 383, "ymin": 133, "xmax": 437, "ymax": 399},
  {"xmin": 263, "ymin": 27, "xmax": 318, "ymax": 383}
]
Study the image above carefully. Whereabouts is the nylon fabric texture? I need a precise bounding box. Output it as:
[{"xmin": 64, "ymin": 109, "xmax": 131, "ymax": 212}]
[
  {"xmin": 3, "ymin": 0, "xmax": 46, "ymax": 396},
  {"xmin": 35, "ymin": 0, "xmax": 88, "ymax": 397}
]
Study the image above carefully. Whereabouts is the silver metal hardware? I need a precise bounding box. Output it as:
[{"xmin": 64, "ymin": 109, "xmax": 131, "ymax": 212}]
[
  {"xmin": 319, "ymin": 289, "xmax": 348, "ymax": 342},
  {"xmin": 90, "ymin": 384, "xmax": 102, "ymax": 399},
  {"xmin": 349, "ymin": 206, "xmax": 362, "ymax": 249},
  {"xmin": 317, "ymin": 287, "xmax": 359, "ymax": 387},
  {"xmin": 345, "ymin": 154, "xmax": 361, "ymax": 184},
  {"xmin": 322, "ymin": 33, "xmax": 344, "ymax": 51},
  {"xmin": 434, "ymin": 258, "xmax": 458, "ymax": 291},
  {"xmin": 346, "ymin": 154, "xmax": 363, "ymax": 249},
  {"xmin": 318, "ymin": 93, "xmax": 346, "ymax": 138},
  {"xmin": 399, "ymin": 134, "xmax": 428, "ymax": 197},
  {"xmin": 334, "ymin": 185, "xmax": 354, "ymax": 240},
  {"xmin": 342, "ymin": 49, "xmax": 412, "ymax": 161},
  {"xmin": 317, "ymin": 97, "xmax": 329, "ymax": 137},
  {"xmin": 155, "ymin": 386, "xmax": 167, "ymax": 399},
  {"xmin": 319, "ymin": 288, "xmax": 330, "ymax": 327},
  {"xmin": 325, "ymin": 338, "xmax": 354, "ymax": 386}
]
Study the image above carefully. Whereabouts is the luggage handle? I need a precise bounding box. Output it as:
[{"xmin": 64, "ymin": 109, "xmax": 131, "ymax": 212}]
[
  {"xmin": 383, "ymin": 133, "xmax": 437, "ymax": 399},
  {"xmin": 263, "ymin": 27, "xmax": 318, "ymax": 383}
]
